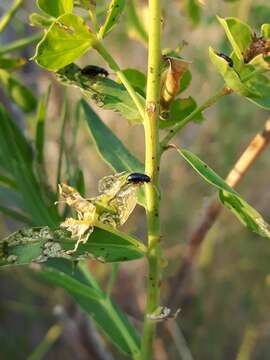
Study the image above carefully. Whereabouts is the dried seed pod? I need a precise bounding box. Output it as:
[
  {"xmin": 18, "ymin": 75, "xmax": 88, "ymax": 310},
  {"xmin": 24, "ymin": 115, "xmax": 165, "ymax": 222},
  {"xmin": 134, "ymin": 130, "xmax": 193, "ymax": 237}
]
[
  {"xmin": 160, "ymin": 56, "xmax": 191, "ymax": 110},
  {"xmin": 244, "ymin": 33, "xmax": 270, "ymax": 63}
]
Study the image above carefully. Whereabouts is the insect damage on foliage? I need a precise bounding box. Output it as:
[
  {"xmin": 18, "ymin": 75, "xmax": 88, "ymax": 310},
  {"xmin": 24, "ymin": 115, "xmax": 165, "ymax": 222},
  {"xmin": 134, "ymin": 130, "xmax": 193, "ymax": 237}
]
[{"xmin": 59, "ymin": 171, "xmax": 147, "ymax": 252}]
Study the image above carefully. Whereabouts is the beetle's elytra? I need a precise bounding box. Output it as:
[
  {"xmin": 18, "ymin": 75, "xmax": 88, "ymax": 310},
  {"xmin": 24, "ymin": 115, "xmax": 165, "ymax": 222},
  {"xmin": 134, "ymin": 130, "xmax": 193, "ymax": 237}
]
[
  {"xmin": 81, "ymin": 65, "xmax": 109, "ymax": 77},
  {"xmin": 217, "ymin": 53, "xmax": 234, "ymax": 67},
  {"xmin": 127, "ymin": 173, "xmax": 151, "ymax": 184}
]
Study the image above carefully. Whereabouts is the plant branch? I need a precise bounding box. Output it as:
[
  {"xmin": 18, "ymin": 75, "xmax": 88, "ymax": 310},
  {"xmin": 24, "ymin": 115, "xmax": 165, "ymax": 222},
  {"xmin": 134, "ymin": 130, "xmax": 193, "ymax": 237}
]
[
  {"xmin": 160, "ymin": 86, "xmax": 232, "ymax": 149},
  {"xmin": 167, "ymin": 118, "xmax": 270, "ymax": 308},
  {"xmin": 141, "ymin": 0, "xmax": 162, "ymax": 358}
]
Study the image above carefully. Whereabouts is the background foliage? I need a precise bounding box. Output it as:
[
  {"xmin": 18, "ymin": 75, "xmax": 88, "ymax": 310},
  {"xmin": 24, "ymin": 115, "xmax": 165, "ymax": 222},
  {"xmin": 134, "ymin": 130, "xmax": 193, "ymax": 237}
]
[{"xmin": 1, "ymin": 0, "xmax": 270, "ymax": 359}]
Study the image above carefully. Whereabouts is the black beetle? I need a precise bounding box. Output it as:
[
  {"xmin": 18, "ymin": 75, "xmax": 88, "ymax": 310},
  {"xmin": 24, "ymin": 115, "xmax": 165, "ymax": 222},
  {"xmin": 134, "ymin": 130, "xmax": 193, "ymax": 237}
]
[
  {"xmin": 217, "ymin": 53, "xmax": 234, "ymax": 67},
  {"xmin": 81, "ymin": 65, "xmax": 109, "ymax": 77},
  {"xmin": 127, "ymin": 173, "xmax": 151, "ymax": 184}
]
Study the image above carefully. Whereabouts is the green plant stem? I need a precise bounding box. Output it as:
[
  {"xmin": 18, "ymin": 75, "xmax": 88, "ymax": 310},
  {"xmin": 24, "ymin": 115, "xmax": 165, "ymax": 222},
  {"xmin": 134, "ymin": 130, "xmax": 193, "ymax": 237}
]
[
  {"xmin": 141, "ymin": 0, "xmax": 162, "ymax": 358},
  {"xmin": 0, "ymin": 32, "xmax": 42, "ymax": 56},
  {"xmin": 95, "ymin": 41, "xmax": 146, "ymax": 121},
  {"xmin": 160, "ymin": 86, "xmax": 232, "ymax": 149},
  {"xmin": 0, "ymin": 0, "xmax": 23, "ymax": 33}
]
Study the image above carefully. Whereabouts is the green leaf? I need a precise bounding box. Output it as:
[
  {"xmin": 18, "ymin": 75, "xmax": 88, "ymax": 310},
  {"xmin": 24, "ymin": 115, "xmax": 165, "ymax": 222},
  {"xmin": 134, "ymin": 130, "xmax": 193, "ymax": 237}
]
[
  {"xmin": 33, "ymin": 14, "xmax": 97, "ymax": 71},
  {"xmin": 29, "ymin": 13, "xmax": 54, "ymax": 28},
  {"xmin": 209, "ymin": 47, "xmax": 258, "ymax": 97},
  {"xmin": 0, "ymin": 106, "xmax": 59, "ymax": 226},
  {"xmin": 121, "ymin": 68, "xmax": 146, "ymax": 94},
  {"xmin": 244, "ymin": 73, "xmax": 270, "ymax": 109},
  {"xmin": 217, "ymin": 16, "xmax": 253, "ymax": 61},
  {"xmin": 159, "ymin": 97, "xmax": 200, "ymax": 129},
  {"xmin": 179, "ymin": 69, "xmax": 192, "ymax": 93},
  {"xmin": 126, "ymin": 0, "xmax": 147, "ymax": 45},
  {"xmin": 81, "ymin": 99, "xmax": 143, "ymax": 173},
  {"xmin": 0, "ymin": 225, "xmax": 146, "ymax": 267},
  {"xmin": 185, "ymin": 0, "xmax": 202, "ymax": 27},
  {"xmin": 0, "ymin": 56, "xmax": 25, "ymax": 70},
  {"xmin": 37, "ymin": 0, "xmax": 73, "ymax": 18},
  {"xmin": 74, "ymin": 0, "xmax": 96, "ymax": 11},
  {"xmin": 35, "ymin": 85, "xmax": 51, "ymax": 164},
  {"xmin": 0, "ymin": 69, "xmax": 37, "ymax": 112},
  {"xmin": 39, "ymin": 259, "xmax": 141, "ymax": 356},
  {"xmin": 57, "ymin": 63, "xmax": 143, "ymax": 123},
  {"xmin": 177, "ymin": 148, "xmax": 270, "ymax": 239},
  {"xmin": 99, "ymin": 0, "xmax": 125, "ymax": 38},
  {"xmin": 80, "ymin": 99, "xmax": 145, "ymax": 206},
  {"xmin": 261, "ymin": 23, "xmax": 270, "ymax": 38}
]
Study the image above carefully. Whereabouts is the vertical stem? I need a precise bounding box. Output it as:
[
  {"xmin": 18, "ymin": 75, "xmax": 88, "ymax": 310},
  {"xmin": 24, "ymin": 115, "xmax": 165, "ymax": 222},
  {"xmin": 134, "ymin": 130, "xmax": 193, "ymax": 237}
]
[{"xmin": 141, "ymin": 0, "xmax": 162, "ymax": 358}]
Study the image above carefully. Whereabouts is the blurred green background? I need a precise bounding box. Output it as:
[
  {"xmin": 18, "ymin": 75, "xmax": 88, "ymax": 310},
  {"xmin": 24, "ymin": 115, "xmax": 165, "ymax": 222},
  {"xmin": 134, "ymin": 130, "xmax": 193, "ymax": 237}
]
[{"xmin": 1, "ymin": 0, "xmax": 270, "ymax": 359}]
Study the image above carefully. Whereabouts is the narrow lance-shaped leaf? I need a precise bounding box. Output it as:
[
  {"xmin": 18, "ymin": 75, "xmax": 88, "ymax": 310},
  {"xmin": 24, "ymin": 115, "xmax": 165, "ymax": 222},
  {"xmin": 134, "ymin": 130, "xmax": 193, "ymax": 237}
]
[
  {"xmin": 0, "ymin": 69, "xmax": 37, "ymax": 113},
  {"xmin": 177, "ymin": 148, "xmax": 270, "ymax": 239},
  {"xmin": 38, "ymin": 259, "xmax": 141, "ymax": 356},
  {"xmin": 35, "ymin": 85, "xmax": 51, "ymax": 164},
  {"xmin": 37, "ymin": 0, "xmax": 73, "ymax": 18},
  {"xmin": 80, "ymin": 99, "xmax": 145, "ymax": 205},
  {"xmin": 0, "ymin": 225, "xmax": 146, "ymax": 267},
  {"xmin": 33, "ymin": 14, "xmax": 98, "ymax": 71},
  {"xmin": 99, "ymin": 0, "xmax": 125, "ymax": 38}
]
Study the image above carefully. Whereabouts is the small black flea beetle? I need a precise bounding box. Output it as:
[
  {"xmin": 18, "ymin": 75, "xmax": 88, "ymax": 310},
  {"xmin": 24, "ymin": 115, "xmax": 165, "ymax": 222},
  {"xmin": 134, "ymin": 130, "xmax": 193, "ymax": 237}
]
[
  {"xmin": 127, "ymin": 173, "xmax": 151, "ymax": 184},
  {"xmin": 217, "ymin": 53, "xmax": 234, "ymax": 67},
  {"xmin": 81, "ymin": 65, "xmax": 109, "ymax": 77}
]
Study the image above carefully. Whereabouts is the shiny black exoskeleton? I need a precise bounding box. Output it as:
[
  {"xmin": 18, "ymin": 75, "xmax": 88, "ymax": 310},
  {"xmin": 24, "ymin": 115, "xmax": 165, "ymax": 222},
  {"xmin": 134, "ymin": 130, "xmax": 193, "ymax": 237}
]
[
  {"xmin": 127, "ymin": 173, "xmax": 151, "ymax": 184},
  {"xmin": 217, "ymin": 53, "xmax": 234, "ymax": 67},
  {"xmin": 81, "ymin": 65, "xmax": 109, "ymax": 77}
]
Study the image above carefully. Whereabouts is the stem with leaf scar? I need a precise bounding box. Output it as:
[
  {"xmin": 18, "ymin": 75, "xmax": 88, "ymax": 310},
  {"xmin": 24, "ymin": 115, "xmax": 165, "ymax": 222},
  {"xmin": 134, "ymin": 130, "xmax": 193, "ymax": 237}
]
[{"xmin": 141, "ymin": 0, "xmax": 162, "ymax": 358}]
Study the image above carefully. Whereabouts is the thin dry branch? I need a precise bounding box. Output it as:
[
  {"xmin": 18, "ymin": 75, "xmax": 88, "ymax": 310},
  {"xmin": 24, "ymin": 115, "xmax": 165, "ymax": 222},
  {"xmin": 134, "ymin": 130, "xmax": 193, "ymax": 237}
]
[{"xmin": 168, "ymin": 119, "xmax": 270, "ymax": 308}]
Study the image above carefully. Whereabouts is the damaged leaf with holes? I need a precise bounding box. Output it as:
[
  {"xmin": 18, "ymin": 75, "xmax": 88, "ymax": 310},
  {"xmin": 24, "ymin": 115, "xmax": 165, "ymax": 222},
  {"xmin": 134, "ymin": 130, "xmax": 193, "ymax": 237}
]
[
  {"xmin": 57, "ymin": 63, "xmax": 144, "ymax": 123},
  {"xmin": 0, "ymin": 225, "xmax": 146, "ymax": 267}
]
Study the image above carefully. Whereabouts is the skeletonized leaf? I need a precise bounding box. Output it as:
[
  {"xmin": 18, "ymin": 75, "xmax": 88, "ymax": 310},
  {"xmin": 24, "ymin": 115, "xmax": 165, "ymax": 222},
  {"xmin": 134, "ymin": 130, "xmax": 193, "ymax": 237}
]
[
  {"xmin": 0, "ymin": 225, "xmax": 146, "ymax": 267},
  {"xmin": 177, "ymin": 148, "xmax": 270, "ymax": 239},
  {"xmin": 33, "ymin": 14, "xmax": 97, "ymax": 71},
  {"xmin": 57, "ymin": 63, "xmax": 143, "ymax": 123}
]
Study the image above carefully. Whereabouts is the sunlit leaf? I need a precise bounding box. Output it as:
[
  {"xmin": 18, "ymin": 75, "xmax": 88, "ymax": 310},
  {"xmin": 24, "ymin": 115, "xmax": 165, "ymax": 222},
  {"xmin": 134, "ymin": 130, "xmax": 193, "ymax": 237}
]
[
  {"xmin": 177, "ymin": 148, "xmax": 270, "ymax": 239},
  {"xmin": 208, "ymin": 47, "xmax": 258, "ymax": 97},
  {"xmin": 99, "ymin": 0, "xmax": 125, "ymax": 38},
  {"xmin": 0, "ymin": 225, "xmax": 146, "ymax": 267},
  {"xmin": 217, "ymin": 16, "xmax": 253, "ymax": 61},
  {"xmin": 33, "ymin": 14, "xmax": 97, "ymax": 71},
  {"xmin": 261, "ymin": 23, "xmax": 270, "ymax": 39},
  {"xmin": 37, "ymin": 0, "xmax": 73, "ymax": 18}
]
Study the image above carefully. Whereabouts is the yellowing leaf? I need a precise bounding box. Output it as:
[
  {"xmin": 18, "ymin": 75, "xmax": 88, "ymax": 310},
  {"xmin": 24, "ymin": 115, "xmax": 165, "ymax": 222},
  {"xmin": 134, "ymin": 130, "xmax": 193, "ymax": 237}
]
[{"xmin": 33, "ymin": 14, "xmax": 97, "ymax": 71}]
